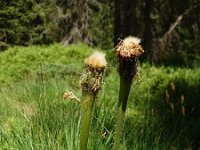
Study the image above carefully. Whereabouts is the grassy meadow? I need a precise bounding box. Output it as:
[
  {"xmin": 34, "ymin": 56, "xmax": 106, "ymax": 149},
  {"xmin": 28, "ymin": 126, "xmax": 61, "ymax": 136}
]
[{"xmin": 0, "ymin": 43, "xmax": 200, "ymax": 149}]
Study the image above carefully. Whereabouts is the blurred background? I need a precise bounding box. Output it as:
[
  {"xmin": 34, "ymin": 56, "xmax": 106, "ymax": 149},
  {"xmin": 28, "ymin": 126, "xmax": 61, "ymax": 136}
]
[{"xmin": 1, "ymin": 0, "xmax": 200, "ymax": 66}]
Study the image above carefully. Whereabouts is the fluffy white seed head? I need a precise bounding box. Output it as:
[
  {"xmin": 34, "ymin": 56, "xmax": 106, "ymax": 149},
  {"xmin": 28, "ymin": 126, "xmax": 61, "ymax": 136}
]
[
  {"xmin": 123, "ymin": 36, "xmax": 141, "ymax": 46},
  {"xmin": 85, "ymin": 51, "xmax": 107, "ymax": 69}
]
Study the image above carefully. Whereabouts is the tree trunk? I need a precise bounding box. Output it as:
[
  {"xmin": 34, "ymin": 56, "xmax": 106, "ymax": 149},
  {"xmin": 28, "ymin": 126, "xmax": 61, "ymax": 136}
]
[
  {"xmin": 55, "ymin": 0, "xmax": 90, "ymax": 46},
  {"xmin": 114, "ymin": 0, "xmax": 121, "ymax": 45},
  {"xmin": 143, "ymin": 0, "xmax": 153, "ymax": 60},
  {"xmin": 114, "ymin": 0, "xmax": 137, "ymax": 46},
  {"xmin": 123, "ymin": 0, "xmax": 137, "ymax": 37}
]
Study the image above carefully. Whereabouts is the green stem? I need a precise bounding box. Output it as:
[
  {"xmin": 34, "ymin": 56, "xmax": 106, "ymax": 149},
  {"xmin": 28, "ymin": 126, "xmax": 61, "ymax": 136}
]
[
  {"xmin": 80, "ymin": 92, "xmax": 95, "ymax": 150},
  {"xmin": 113, "ymin": 77, "xmax": 132, "ymax": 150}
]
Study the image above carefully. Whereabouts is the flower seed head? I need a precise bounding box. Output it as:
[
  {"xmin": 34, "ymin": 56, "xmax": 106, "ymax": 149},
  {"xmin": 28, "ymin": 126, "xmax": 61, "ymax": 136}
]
[
  {"xmin": 116, "ymin": 36, "xmax": 144, "ymax": 79},
  {"xmin": 123, "ymin": 36, "xmax": 141, "ymax": 45},
  {"xmin": 116, "ymin": 36, "xmax": 144, "ymax": 60},
  {"xmin": 81, "ymin": 51, "xmax": 107, "ymax": 93},
  {"xmin": 85, "ymin": 51, "xmax": 107, "ymax": 70}
]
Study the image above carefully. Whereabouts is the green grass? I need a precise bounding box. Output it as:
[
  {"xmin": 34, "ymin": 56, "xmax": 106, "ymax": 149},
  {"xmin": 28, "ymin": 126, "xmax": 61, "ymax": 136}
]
[
  {"xmin": 0, "ymin": 43, "xmax": 200, "ymax": 149},
  {"xmin": 0, "ymin": 43, "xmax": 93, "ymax": 84}
]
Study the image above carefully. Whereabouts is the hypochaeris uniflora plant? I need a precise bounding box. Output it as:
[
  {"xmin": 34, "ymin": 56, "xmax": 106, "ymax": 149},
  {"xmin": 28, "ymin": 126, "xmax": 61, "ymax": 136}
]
[
  {"xmin": 80, "ymin": 51, "xmax": 107, "ymax": 150},
  {"xmin": 113, "ymin": 36, "xmax": 144, "ymax": 150}
]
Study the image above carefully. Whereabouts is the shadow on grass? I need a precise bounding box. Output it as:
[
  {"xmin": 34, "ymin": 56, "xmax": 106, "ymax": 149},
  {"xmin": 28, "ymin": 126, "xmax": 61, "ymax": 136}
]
[{"xmin": 125, "ymin": 77, "xmax": 200, "ymax": 149}]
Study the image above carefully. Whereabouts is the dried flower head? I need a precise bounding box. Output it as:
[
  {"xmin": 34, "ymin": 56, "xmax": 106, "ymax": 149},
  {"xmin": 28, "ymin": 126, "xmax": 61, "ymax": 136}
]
[
  {"xmin": 81, "ymin": 51, "xmax": 107, "ymax": 93},
  {"xmin": 116, "ymin": 36, "xmax": 144, "ymax": 60},
  {"xmin": 63, "ymin": 91, "xmax": 80, "ymax": 102},
  {"xmin": 85, "ymin": 51, "xmax": 107, "ymax": 70},
  {"xmin": 115, "ymin": 36, "xmax": 144, "ymax": 79},
  {"xmin": 123, "ymin": 36, "xmax": 141, "ymax": 45}
]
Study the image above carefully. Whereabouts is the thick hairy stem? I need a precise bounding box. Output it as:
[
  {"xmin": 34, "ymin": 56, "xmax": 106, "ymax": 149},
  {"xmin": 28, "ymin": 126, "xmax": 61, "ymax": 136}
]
[
  {"xmin": 79, "ymin": 51, "xmax": 106, "ymax": 150},
  {"xmin": 79, "ymin": 92, "xmax": 95, "ymax": 150},
  {"xmin": 113, "ymin": 77, "xmax": 132, "ymax": 150}
]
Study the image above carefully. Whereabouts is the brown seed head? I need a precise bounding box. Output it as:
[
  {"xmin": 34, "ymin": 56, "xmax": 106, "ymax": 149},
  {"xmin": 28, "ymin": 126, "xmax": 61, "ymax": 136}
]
[{"xmin": 116, "ymin": 36, "xmax": 144, "ymax": 60}]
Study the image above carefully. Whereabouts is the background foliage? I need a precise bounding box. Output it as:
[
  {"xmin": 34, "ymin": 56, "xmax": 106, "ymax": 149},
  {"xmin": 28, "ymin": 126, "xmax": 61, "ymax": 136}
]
[
  {"xmin": 0, "ymin": 0, "xmax": 55, "ymax": 50},
  {"xmin": 1, "ymin": 0, "xmax": 199, "ymax": 66}
]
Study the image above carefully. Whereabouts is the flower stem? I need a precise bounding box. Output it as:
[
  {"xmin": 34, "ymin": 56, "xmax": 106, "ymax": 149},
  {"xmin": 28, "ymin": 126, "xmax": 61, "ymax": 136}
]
[
  {"xmin": 78, "ymin": 51, "xmax": 106, "ymax": 150},
  {"xmin": 79, "ymin": 92, "xmax": 95, "ymax": 150},
  {"xmin": 114, "ymin": 36, "xmax": 144, "ymax": 149},
  {"xmin": 113, "ymin": 77, "xmax": 132, "ymax": 150}
]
